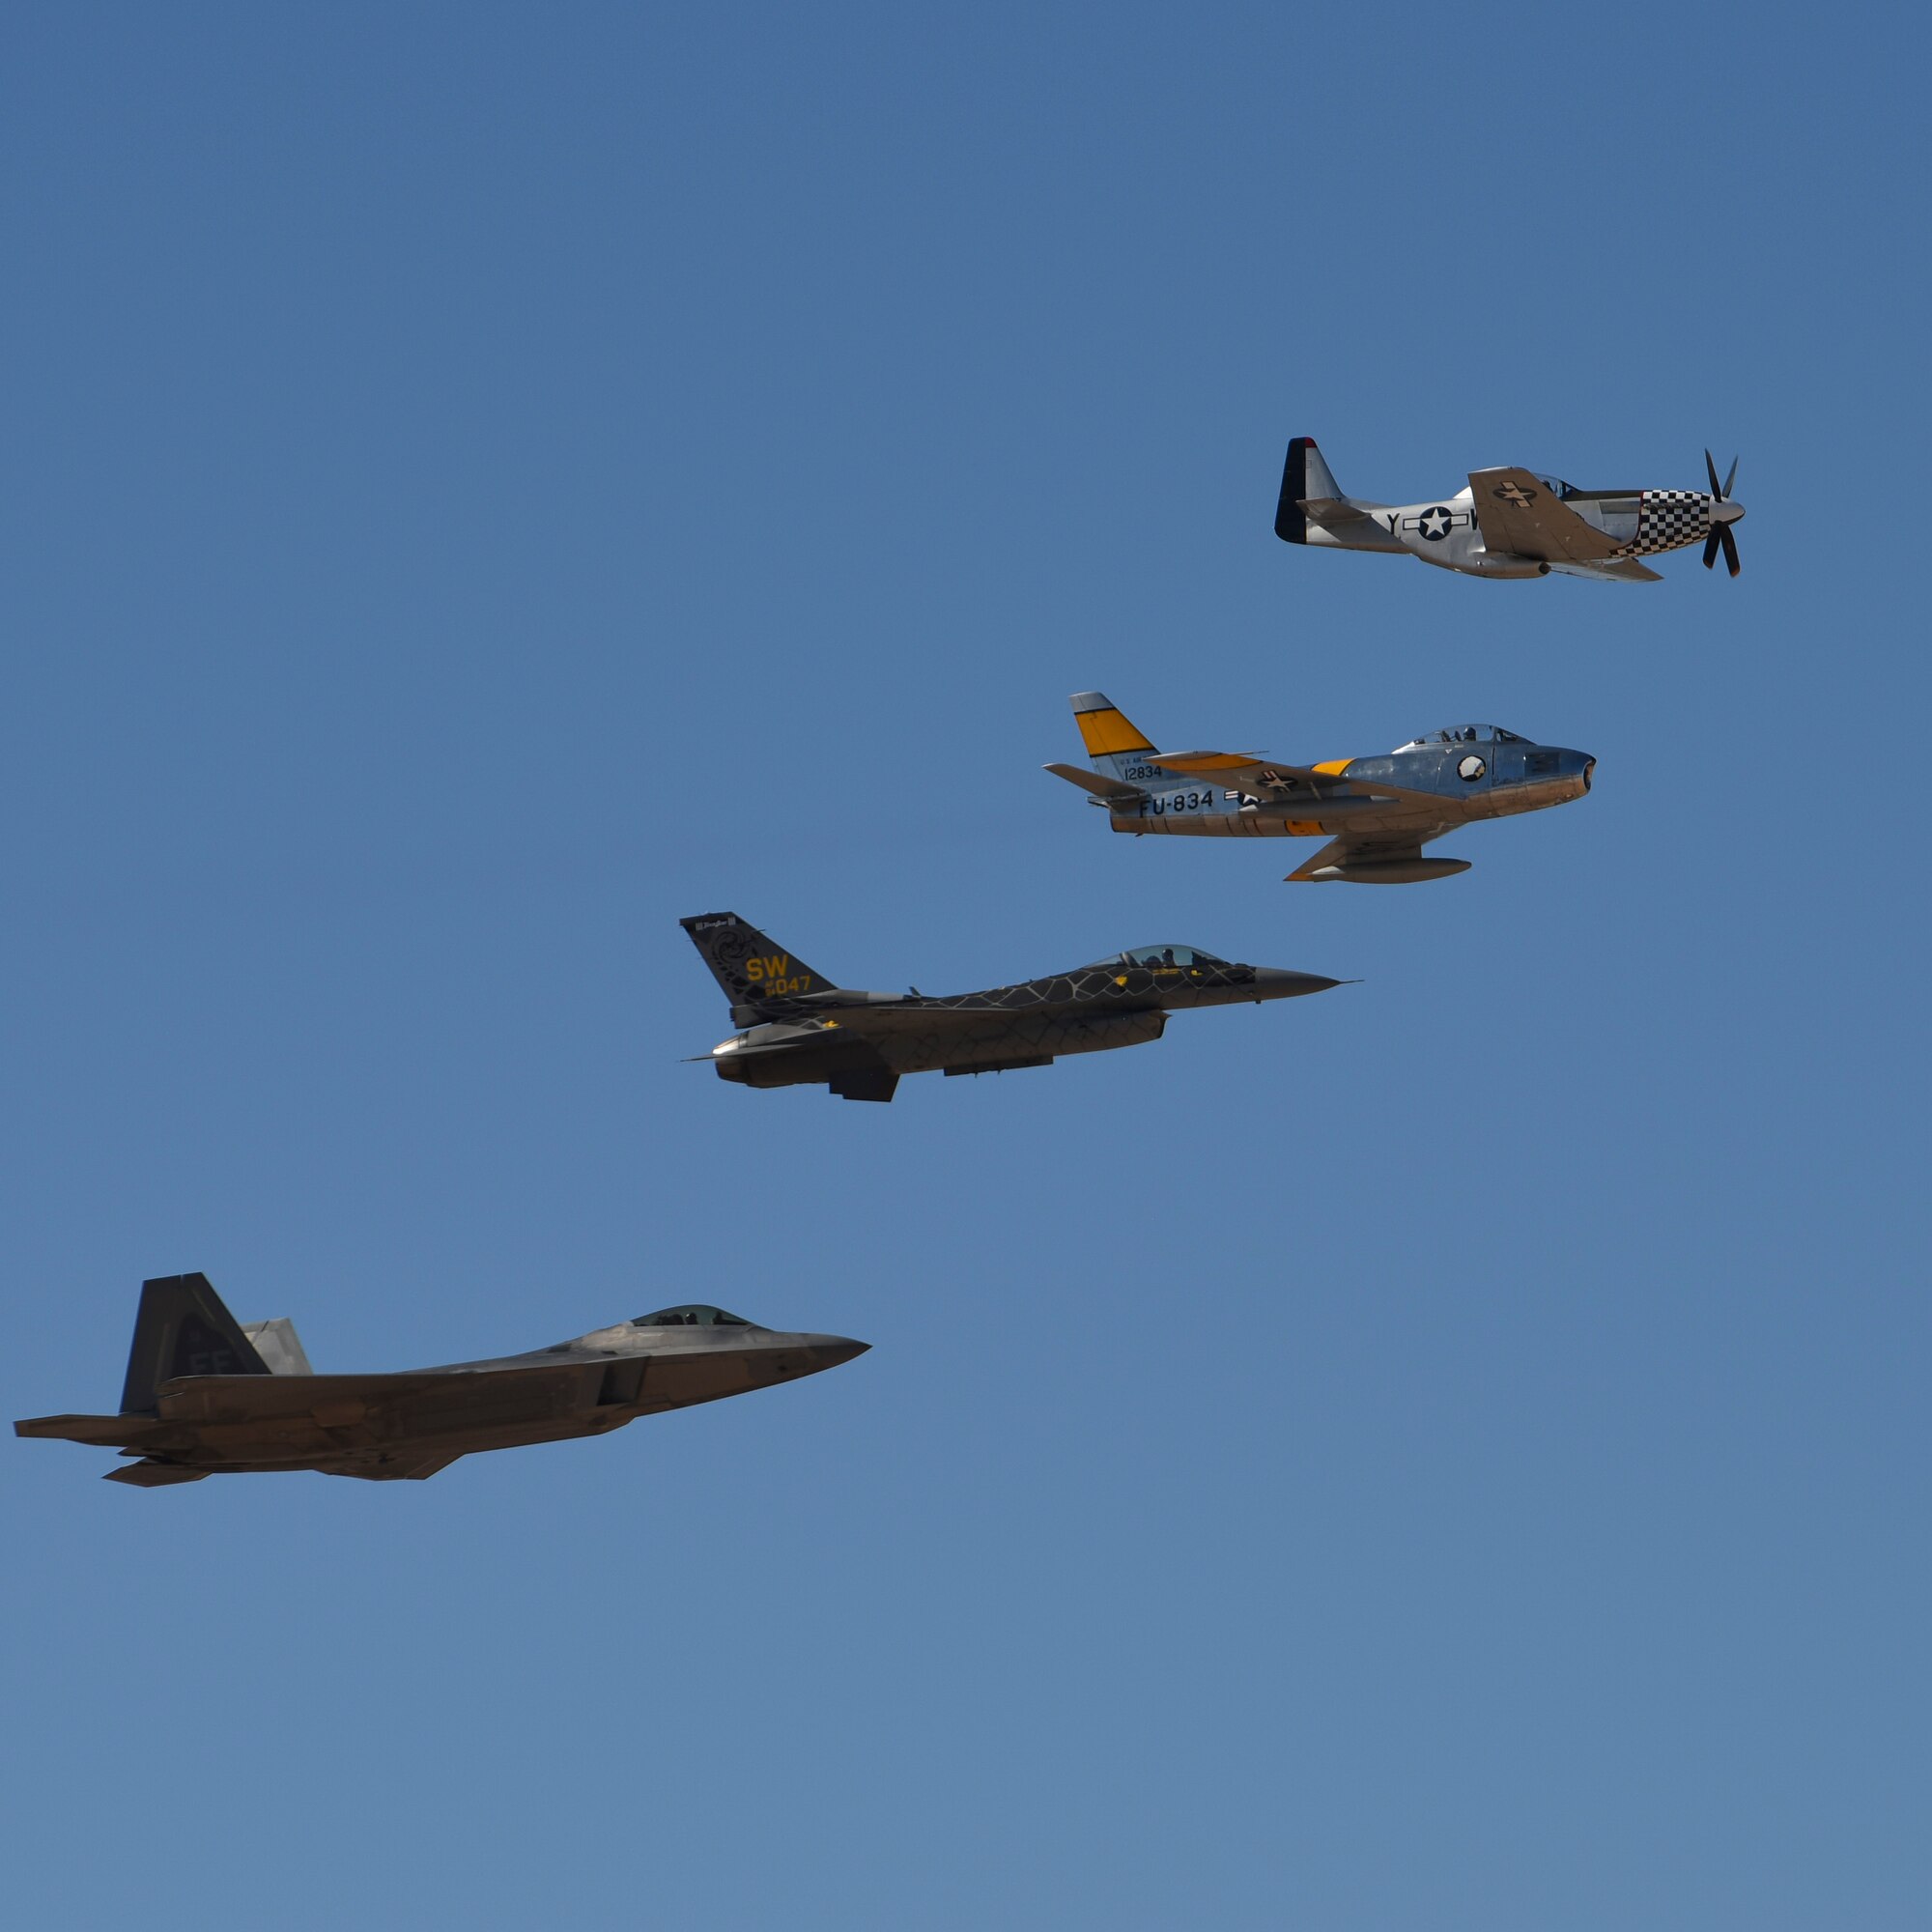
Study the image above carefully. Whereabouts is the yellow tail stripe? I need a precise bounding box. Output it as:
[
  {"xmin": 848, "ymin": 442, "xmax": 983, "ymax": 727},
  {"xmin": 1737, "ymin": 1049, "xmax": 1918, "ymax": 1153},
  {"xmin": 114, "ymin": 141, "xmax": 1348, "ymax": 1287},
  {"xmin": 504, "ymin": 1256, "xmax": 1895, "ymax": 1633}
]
[{"xmin": 1076, "ymin": 708, "xmax": 1154, "ymax": 756}]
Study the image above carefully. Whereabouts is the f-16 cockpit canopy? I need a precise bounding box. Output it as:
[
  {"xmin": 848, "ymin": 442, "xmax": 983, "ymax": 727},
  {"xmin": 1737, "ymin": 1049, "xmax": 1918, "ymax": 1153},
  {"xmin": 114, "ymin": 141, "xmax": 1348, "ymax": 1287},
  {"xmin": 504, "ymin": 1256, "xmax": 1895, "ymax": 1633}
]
[
  {"xmin": 1107, "ymin": 945, "xmax": 1228, "ymax": 968},
  {"xmin": 1394, "ymin": 724, "xmax": 1526, "ymax": 751},
  {"xmin": 632, "ymin": 1304, "xmax": 754, "ymax": 1328}
]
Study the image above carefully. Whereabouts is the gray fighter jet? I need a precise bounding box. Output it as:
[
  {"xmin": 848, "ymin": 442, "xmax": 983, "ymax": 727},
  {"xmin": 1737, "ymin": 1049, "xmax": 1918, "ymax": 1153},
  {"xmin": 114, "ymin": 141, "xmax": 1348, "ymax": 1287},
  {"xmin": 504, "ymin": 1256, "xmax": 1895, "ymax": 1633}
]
[
  {"xmin": 15, "ymin": 1273, "xmax": 867, "ymax": 1486},
  {"xmin": 1276, "ymin": 436, "xmax": 1746, "ymax": 582},
  {"xmin": 1048, "ymin": 692, "xmax": 1592, "ymax": 883},
  {"xmin": 682, "ymin": 912, "xmax": 1341, "ymax": 1102}
]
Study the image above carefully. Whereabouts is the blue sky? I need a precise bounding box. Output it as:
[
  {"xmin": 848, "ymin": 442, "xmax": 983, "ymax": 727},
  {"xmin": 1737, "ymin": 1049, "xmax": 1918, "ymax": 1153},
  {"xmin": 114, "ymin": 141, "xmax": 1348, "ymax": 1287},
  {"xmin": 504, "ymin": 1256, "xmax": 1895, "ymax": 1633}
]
[{"xmin": 4, "ymin": 7, "xmax": 1927, "ymax": 1927}]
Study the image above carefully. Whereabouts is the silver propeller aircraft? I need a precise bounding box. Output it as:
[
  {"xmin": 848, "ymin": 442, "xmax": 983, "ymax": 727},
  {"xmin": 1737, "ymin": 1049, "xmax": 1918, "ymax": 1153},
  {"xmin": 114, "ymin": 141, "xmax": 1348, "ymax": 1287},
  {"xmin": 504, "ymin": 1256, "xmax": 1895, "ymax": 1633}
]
[
  {"xmin": 1048, "ymin": 693, "xmax": 1593, "ymax": 883},
  {"xmin": 15, "ymin": 1273, "xmax": 867, "ymax": 1486},
  {"xmin": 683, "ymin": 911, "xmax": 1340, "ymax": 1101},
  {"xmin": 1275, "ymin": 437, "xmax": 1745, "ymax": 582}
]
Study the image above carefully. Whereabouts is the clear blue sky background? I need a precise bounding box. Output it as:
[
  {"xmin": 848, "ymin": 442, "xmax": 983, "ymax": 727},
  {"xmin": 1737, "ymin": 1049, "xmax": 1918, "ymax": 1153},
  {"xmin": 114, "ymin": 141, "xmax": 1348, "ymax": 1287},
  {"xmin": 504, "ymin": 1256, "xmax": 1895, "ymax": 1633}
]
[{"xmin": 4, "ymin": 8, "xmax": 1927, "ymax": 1927}]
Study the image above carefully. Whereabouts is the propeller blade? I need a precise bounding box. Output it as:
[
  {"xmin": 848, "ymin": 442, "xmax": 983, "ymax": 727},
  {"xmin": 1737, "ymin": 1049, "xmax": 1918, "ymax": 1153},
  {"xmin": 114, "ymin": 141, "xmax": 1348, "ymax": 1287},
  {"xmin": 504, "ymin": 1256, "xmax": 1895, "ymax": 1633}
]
[
  {"xmin": 1721, "ymin": 455, "xmax": 1738, "ymax": 498},
  {"xmin": 1703, "ymin": 529, "xmax": 1721, "ymax": 570},
  {"xmin": 1719, "ymin": 523, "xmax": 1741, "ymax": 578},
  {"xmin": 1705, "ymin": 447, "xmax": 1722, "ymax": 497}
]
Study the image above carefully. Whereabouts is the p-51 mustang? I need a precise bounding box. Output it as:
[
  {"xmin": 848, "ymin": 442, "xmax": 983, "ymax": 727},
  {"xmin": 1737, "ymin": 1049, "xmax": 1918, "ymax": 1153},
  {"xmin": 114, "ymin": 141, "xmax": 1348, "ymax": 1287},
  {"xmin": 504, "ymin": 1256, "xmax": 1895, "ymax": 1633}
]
[
  {"xmin": 1275, "ymin": 437, "xmax": 1745, "ymax": 582},
  {"xmin": 15, "ymin": 1272, "xmax": 867, "ymax": 1486},
  {"xmin": 682, "ymin": 911, "xmax": 1340, "ymax": 1102},
  {"xmin": 1048, "ymin": 692, "xmax": 1592, "ymax": 883}
]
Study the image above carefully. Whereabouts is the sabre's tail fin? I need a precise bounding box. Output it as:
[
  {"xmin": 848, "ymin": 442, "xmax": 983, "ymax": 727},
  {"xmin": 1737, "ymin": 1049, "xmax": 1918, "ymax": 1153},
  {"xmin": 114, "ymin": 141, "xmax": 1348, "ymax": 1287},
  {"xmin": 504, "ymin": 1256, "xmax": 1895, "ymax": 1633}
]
[
  {"xmin": 679, "ymin": 913, "xmax": 837, "ymax": 1008},
  {"xmin": 1068, "ymin": 692, "xmax": 1157, "ymax": 781},
  {"xmin": 1275, "ymin": 436, "xmax": 1347, "ymax": 542},
  {"xmin": 120, "ymin": 1274, "xmax": 270, "ymax": 1413}
]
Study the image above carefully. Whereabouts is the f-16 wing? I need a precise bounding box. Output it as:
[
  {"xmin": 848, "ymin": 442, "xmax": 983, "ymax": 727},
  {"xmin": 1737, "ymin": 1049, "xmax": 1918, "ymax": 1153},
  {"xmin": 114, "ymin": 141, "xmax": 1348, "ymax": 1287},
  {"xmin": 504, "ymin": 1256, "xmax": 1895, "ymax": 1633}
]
[{"xmin": 1470, "ymin": 468, "xmax": 1623, "ymax": 563}]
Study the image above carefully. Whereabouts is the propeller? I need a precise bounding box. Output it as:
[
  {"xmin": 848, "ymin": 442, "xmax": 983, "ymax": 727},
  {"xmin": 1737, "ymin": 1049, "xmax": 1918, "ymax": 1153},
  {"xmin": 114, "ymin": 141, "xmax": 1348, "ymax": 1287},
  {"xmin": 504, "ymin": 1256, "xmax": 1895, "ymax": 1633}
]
[{"xmin": 1701, "ymin": 448, "xmax": 1742, "ymax": 578}]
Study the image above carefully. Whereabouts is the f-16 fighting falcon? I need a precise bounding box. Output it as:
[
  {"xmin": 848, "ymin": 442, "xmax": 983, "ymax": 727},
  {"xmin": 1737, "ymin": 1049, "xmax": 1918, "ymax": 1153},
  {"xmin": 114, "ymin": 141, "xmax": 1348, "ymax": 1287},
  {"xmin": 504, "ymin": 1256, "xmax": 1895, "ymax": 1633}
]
[
  {"xmin": 1047, "ymin": 693, "xmax": 1593, "ymax": 884},
  {"xmin": 682, "ymin": 911, "xmax": 1341, "ymax": 1102},
  {"xmin": 15, "ymin": 1273, "xmax": 867, "ymax": 1486},
  {"xmin": 1275, "ymin": 437, "xmax": 1745, "ymax": 582}
]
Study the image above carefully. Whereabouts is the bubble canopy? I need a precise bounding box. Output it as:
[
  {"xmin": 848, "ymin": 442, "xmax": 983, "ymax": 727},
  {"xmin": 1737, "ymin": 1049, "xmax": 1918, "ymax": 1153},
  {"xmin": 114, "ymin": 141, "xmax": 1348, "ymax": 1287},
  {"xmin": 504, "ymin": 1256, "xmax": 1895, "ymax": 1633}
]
[
  {"xmin": 632, "ymin": 1304, "xmax": 754, "ymax": 1328},
  {"xmin": 1395, "ymin": 724, "xmax": 1524, "ymax": 750},
  {"xmin": 1087, "ymin": 945, "xmax": 1230, "ymax": 969}
]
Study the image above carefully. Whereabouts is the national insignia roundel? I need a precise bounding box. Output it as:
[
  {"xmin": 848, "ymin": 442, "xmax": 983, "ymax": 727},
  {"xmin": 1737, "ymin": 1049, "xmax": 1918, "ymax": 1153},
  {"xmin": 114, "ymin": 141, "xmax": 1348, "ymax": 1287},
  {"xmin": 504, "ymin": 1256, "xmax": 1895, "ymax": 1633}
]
[{"xmin": 1458, "ymin": 754, "xmax": 1487, "ymax": 781}]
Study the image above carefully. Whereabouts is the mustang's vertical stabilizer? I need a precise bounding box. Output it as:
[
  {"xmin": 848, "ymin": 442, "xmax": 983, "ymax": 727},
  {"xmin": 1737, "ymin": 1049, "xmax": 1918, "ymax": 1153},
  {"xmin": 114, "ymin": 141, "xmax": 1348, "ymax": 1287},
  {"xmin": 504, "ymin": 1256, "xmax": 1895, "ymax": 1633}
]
[
  {"xmin": 1070, "ymin": 692, "xmax": 1156, "ymax": 781},
  {"xmin": 120, "ymin": 1272, "xmax": 270, "ymax": 1414},
  {"xmin": 1275, "ymin": 437, "xmax": 1350, "ymax": 542},
  {"xmin": 680, "ymin": 912, "xmax": 836, "ymax": 1008}
]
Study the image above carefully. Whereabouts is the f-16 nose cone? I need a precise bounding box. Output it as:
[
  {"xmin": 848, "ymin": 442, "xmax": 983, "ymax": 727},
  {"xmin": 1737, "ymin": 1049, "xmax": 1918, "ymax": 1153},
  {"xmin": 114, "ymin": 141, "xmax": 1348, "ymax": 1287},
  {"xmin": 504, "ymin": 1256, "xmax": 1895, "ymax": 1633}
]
[
  {"xmin": 1253, "ymin": 969, "xmax": 1344, "ymax": 998},
  {"xmin": 1713, "ymin": 497, "xmax": 1746, "ymax": 524}
]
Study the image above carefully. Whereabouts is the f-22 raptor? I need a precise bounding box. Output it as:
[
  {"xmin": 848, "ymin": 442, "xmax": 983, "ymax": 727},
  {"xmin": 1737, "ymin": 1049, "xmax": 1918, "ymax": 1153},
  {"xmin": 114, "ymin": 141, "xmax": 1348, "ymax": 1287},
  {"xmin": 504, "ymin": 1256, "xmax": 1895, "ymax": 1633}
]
[
  {"xmin": 682, "ymin": 912, "xmax": 1341, "ymax": 1101},
  {"xmin": 1276, "ymin": 436, "xmax": 1746, "ymax": 582},
  {"xmin": 15, "ymin": 1273, "xmax": 867, "ymax": 1486},
  {"xmin": 1048, "ymin": 693, "xmax": 1592, "ymax": 883}
]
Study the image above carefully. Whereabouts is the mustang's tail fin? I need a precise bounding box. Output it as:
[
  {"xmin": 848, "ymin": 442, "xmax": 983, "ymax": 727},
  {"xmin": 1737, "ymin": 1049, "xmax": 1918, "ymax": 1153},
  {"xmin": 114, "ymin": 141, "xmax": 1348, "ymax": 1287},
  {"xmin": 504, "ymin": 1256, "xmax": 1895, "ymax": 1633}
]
[
  {"xmin": 1069, "ymin": 692, "xmax": 1157, "ymax": 781},
  {"xmin": 680, "ymin": 913, "xmax": 836, "ymax": 1007},
  {"xmin": 120, "ymin": 1273, "xmax": 270, "ymax": 1413},
  {"xmin": 1275, "ymin": 436, "xmax": 1347, "ymax": 542}
]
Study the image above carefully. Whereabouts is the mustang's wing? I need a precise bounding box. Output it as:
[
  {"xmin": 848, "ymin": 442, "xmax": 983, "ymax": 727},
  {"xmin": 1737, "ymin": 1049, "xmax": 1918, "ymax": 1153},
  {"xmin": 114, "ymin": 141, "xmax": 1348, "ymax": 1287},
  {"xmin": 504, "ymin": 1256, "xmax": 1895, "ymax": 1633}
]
[
  {"xmin": 1470, "ymin": 468, "xmax": 1623, "ymax": 563},
  {"xmin": 1546, "ymin": 557, "xmax": 1662, "ymax": 583},
  {"xmin": 1286, "ymin": 826, "xmax": 1456, "ymax": 882}
]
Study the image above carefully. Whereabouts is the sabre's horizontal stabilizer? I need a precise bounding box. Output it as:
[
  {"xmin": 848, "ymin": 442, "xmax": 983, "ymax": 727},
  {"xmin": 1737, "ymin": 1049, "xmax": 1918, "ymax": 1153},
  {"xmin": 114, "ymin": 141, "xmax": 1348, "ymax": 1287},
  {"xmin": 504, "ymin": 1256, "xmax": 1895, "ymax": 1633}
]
[{"xmin": 1044, "ymin": 762, "xmax": 1146, "ymax": 804}]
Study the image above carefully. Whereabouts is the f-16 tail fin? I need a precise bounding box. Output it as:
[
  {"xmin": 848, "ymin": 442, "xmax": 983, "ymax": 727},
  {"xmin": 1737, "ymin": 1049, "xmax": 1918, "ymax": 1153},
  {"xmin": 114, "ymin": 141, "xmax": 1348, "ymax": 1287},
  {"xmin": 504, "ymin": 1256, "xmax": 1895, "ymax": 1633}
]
[
  {"xmin": 680, "ymin": 913, "xmax": 836, "ymax": 1007},
  {"xmin": 120, "ymin": 1273, "xmax": 270, "ymax": 1414},
  {"xmin": 1069, "ymin": 692, "xmax": 1156, "ymax": 782}
]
